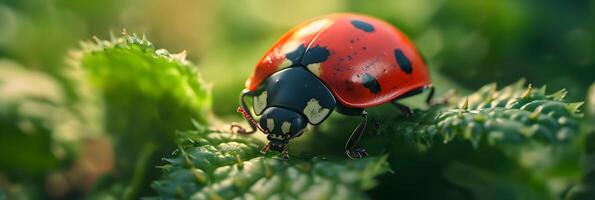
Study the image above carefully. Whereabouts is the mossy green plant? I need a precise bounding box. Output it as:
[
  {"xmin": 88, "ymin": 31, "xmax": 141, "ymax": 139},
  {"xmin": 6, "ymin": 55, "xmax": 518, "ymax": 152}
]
[
  {"xmin": 0, "ymin": 60, "xmax": 89, "ymax": 174},
  {"xmin": 4, "ymin": 33, "xmax": 584, "ymax": 199},
  {"xmin": 71, "ymin": 32, "xmax": 211, "ymax": 199},
  {"xmin": 151, "ymin": 79, "xmax": 583, "ymax": 199},
  {"xmin": 367, "ymin": 80, "xmax": 584, "ymax": 199},
  {"xmin": 564, "ymin": 83, "xmax": 595, "ymax": 200},
  {"xmin": 383, "ymin": 80, "xmax": 583, "ymax": 148},
  {"xmin": 152, "ymin": 126, "xmax": 390, "ymax": 200}
]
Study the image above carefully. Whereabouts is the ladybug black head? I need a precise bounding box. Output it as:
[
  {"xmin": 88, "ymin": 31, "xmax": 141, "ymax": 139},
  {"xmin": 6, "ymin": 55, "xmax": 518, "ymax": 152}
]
[
  {"xmin": 251, "ymin": 67, "xmax": 336, "ymax": 157},
  {"xmin": 259, "ymin": 107, "xmax": 307, "ymax": 152}
]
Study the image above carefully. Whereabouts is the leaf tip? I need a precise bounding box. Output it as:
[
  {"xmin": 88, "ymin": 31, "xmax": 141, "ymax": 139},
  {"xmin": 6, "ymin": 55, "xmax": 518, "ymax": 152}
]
[
  {"xmin": 529, "ymin": 109, "xmax": 540, "ymax": 121},
  {"xmin": 522, "ymin": 83, "xmax": 533, "ymax": 99},
  {"xmin": 191, "ymin": 168, "xmax": 208, "ymax": 185},
  {"xmin": 461, "ymin": 96, "xmax": 469, "ymax": 111},
  {"xmin": 235, "ymin": 154, "xmax": 244, "ymax": 170},
  {"xmin": 567, "ymin": 102, "xmax": 584, "ymax": 113}
]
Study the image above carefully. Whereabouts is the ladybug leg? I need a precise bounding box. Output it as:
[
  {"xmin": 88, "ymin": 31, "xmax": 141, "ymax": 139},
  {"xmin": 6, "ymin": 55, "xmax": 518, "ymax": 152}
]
[
  {"xmin": 345, "ymin": 110, "xmax": 369, "ymax": 159},
  {"xmin": 282, "ymin": 147, "xmax": 289, "ymax": 160},
  {"xmin": 390, "ymin": 102, "xmax": 413, "ymax": 118},
  {"xmin": 231, "ymin": 89, "xmax": 257, "ymax": 134},
  {"xmin": 426, "ymin": 86, "xmax": 435, "ymax": 105}
]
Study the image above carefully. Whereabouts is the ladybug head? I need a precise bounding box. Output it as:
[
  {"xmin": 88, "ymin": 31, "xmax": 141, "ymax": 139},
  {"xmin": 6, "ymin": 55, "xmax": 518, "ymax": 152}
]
[{"xmin": 259, "ymin": 107, "xmax": 307, "ymax": 152}]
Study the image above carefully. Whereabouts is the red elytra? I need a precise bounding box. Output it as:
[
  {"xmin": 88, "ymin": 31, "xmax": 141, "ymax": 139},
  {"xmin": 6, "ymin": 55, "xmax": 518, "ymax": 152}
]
[{"xmin": 245, "ymin": 13, "xmax": 431, "ymax": 108}]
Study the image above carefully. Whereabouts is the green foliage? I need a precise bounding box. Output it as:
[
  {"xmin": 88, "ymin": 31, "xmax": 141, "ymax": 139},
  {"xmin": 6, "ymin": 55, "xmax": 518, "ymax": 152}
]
[
  {"xmin": 564, "ymin": 84, "xmax": 595, "ymax": 200},
  {"xmin": 0, "ymin": 180, "xmax": 38, "ymax": 200},
  {"xmin": 148, "ymin": 79, "xmax": 584, "ymax": 200},
  {"xmin": 152, "ymin": 127, "xmax": 389, "ymax": 200},
  {"xmin": 383, "ymin": 80, "xmax": 583, "ymax": 148},
  {"xmin": 564, "ymin": 132, "xmax": 595, "ymax": 200},
  {"xmin": 2, "ymin": 31, "xmax": 587, "ymax": 199},
  {"xmin": 1, "ymin": 1, "xmax": 593, "ymax": 199},
  {"xmin": 366, "ymin": 80, "xmax": 584, "ymax": 200},
  {"xmin": 76, "ymin": 33, "xmax": 211, "ymax": 140},
  {"xmin": 72, "ymin": 33, "xmax": 211, "ymax": 199},
  {"xmin": 0, "ymin": 60, "xmax": 90, "ymax": 174}
]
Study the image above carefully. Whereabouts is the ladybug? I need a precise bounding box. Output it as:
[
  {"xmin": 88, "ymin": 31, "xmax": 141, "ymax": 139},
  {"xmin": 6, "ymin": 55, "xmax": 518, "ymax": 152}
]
[{"xmin": 232, "ymin": 13, "xmax": 433, "ymax": 159}]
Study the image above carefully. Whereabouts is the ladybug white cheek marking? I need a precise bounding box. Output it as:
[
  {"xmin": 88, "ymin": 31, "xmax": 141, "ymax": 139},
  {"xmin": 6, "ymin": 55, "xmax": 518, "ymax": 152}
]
[
  {"xmin": 306, "ymin": 63, "xmax": 321, "ymax": 77},
  {"xmin": 270, "ymin": 134, "xmax": 284, "ymax": 140},
  {"xmin": 278, "ymin": 59, "xmax": 293, "ymax": 70},
  {"xmin": 266, "ymin": 118, "xmax": 275, "ymax": 132},
  {"xmin": 253, "ymin": 91, "xmax": 268, "ymax": 114},
  {"xmin": 281, "ymin": 121, "xmax": 291, "ymax": 134},
  {"xmin": 303, "ymin": 98, "xmax": 330, "ymax": 124}
]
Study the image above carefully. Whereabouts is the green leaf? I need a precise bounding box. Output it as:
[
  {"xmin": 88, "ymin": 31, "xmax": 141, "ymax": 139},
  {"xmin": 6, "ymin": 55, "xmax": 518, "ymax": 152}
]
[
  {"xmin": 564, "ymin": 84, "xmax": 595, "ymax": 200},
  {"xmin": 0, "ymin": 179, "xmax": 40, "ymax": 200},
  {"xmin": 75, "ymin": 33, "xmax": 212, "ymax": 138},
  {"xmin": 444, "ymin": 162, "xmax": 549, "ymax": 200},
  {"xmin": 75, "ymin": 33, "xmax": 211, "ymax": 130},
  {"xmin": 0, "ymin": 59, "xmax": 85, "ymax": 174},
  {"xmin": 152, "ymin": 129, "xmax": 390, "ymax": 200},
  {"xmin": 564, "ymin": 131, "xmax": 595, "ymax": 200},
  {"xmin": 383, "ymin": 79, "xmax": 583, "ymax": 147},
  {"xmin": 72, "ymin": 33, "xmax": 212, "ymax": 199},
  {"xmin": 366, "ymin": 80, "xmax": 584, "ymax": 200}
]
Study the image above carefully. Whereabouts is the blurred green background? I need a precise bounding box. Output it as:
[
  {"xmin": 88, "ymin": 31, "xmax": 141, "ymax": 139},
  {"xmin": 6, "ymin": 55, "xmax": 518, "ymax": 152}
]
[{"xmin": 0, "ymin": 0, "xmax": 594, "ymax": 199}]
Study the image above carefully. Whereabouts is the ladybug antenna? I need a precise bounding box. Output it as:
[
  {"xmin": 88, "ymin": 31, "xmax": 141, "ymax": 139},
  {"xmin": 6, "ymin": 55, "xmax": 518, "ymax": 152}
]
[{"xmin": 236, "ymin": 107, "xmax": 269, "ymax": 134}]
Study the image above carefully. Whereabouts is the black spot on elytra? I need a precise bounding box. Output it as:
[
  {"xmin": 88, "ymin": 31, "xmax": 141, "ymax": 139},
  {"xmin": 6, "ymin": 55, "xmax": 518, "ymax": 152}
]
[
  {"xmin": 285, "ymin": 45, "xmax": 307, "ymax": 65},
  {"xmin": 362, "ymin": 73, "xmax": 381, "ymax": 94},
  {"xmin": 351, "ymin": 20, "xmax": 374, "ymax": 32},
  {"xmin": 394, "ymin": 49, "xmax": 412, "ymax": 74},
  {"xmin": 301, "ymin": 45, "xmax": 330, "ymax": 65}
]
